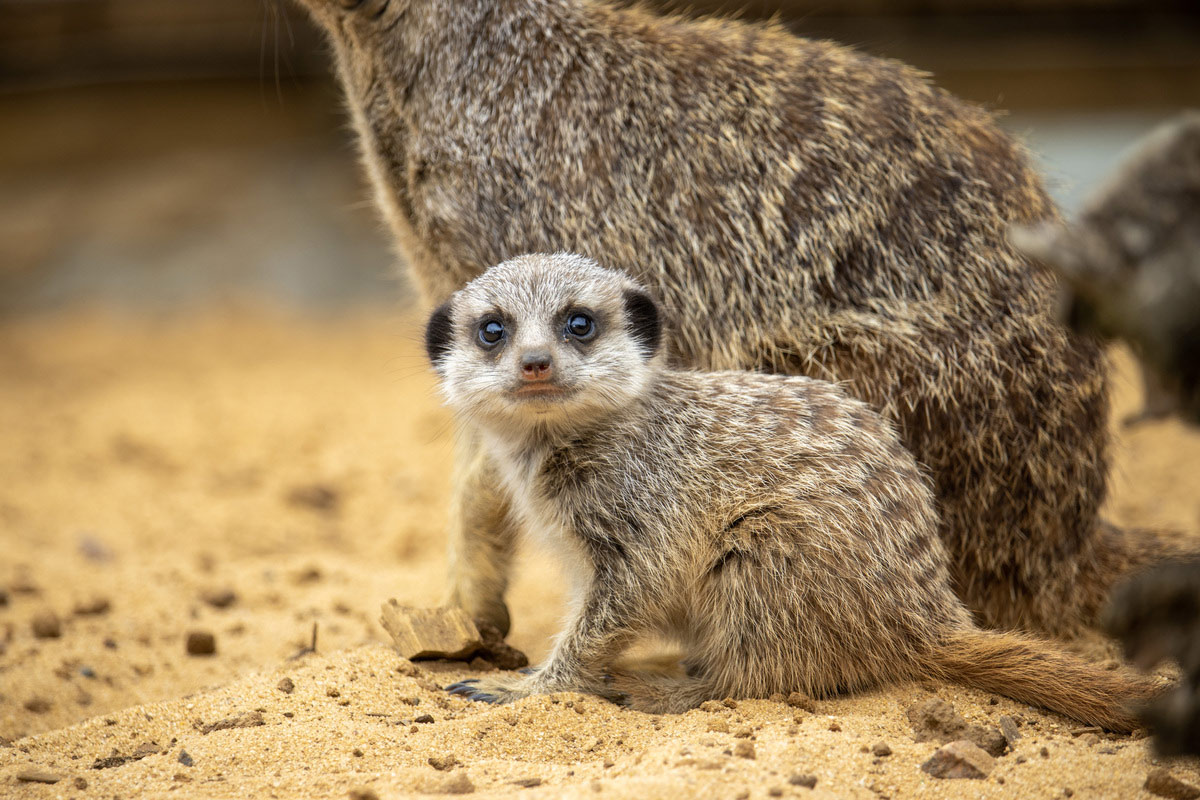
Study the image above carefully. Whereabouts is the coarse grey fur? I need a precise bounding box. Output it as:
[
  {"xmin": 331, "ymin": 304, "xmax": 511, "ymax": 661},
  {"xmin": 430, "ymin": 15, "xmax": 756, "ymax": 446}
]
[
  {"xmin": 1104, "ymin": 560, "xmax": 1200, "ymax": 756},
  {"xmin": 293, "ymin": 0, "xmax": 1194, "ymax": 637},
  {"xmin": 428, "ymin": 253, "xmax": 1156, "ymax": 729},
  {"xmin": 1012, "ymin": 112, "xmax": 1200, "ymax": 425}
]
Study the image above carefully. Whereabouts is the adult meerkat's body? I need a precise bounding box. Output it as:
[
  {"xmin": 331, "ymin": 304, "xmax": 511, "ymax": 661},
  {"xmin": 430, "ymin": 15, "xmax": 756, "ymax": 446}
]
[
  {"xmin": 294, "ymin": 0, "xmax": 1191, "ymax": 635},
  {"xmin": 427, "ymin": 254, "xmax": 1156, "ymax": 728}
]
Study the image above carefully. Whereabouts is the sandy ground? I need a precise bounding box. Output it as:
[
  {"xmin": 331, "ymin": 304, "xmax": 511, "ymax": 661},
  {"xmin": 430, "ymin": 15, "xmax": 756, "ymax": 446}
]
[{"xmin": 1, "ymin": 307, "xmax": 1198, "ymax": 799}]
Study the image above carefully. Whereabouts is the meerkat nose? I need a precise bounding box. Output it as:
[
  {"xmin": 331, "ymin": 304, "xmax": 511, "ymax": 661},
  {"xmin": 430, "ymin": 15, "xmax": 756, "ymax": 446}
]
[{"xmin": 519, "ymin": 351, "xmax": 554, "ymax": 382}]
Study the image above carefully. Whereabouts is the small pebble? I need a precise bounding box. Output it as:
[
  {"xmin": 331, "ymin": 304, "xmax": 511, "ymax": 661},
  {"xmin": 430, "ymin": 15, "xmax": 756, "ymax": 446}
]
[
  {"xmin": 24, "ymin": 697, "xmax": 51, "ymax": 714},
  {"xmin": 768, "ymin": 788, "xmax": 784, "ymax": 797},
  {"xmin": 201, "ymin": 588, "xmax": 237, "ymax": 609},
  {"xmin": 73, "ymin": 597, "xmax": 111, "ymax": 616},
  {"xmin": 32, "ymin": 611, "xmax": 62, "ymax": 639},
  {"xmin": 178, "ymin": 750, "xmax": 194, "ymax": 767},
  {"xmin": 74, "ymin": 777, "xmax": 88, "ymax": 789},
  {"xmin": 511, "ymin": 777, "xmax": 542, "ymax": 788},
  {"xmin": 786, "ymin": 692, "xmax": 815, "ymax": 712},
  {"xmin": 789, "ymin": 774, "xmax": 818, "ymax": 789},
  {"xmin": 415, "ymin": 714, "xmax": 435, "ymax": 724},
  {"xmin": 428, "ymin": 755, "xmax": 457, "ymax": 771},
  {"xmin": 828, "ymin": 721, "xmax": 841, "ymax": 732},
  {"xmin": 349, "ymin": 788, "xmax": 380, "ymax": 800},
  {"xmin": 278, "ymin": 677, "xmax": 295, "ymax": 694},
  {"xmin": 295, "ymin": 566, "xmax": 324, "ymax": 585},
  {"xmin": 185, "ymin": 631, "xmax": 216, "ymax": 656},
  {"xmin": 733, "ymin": 741, "xmax": 756, "ymax": 760},
  {"xmin": 16, "ymin": 769, "xmax": 62, "ymax": 784},
  {"xmin": 998, "ymin": 715, "xmax": 1021, "ymax": 745},
  {"xmin": 286, "ymin": 484, "xmax": 340, "ymax": 513},
  {"xmin": 353, "ymin": 748, "xmax": 364, "ymax": 758},
  {"xmin": 871, "ymin": 742, "xmax": 892, "ymax": 757}
]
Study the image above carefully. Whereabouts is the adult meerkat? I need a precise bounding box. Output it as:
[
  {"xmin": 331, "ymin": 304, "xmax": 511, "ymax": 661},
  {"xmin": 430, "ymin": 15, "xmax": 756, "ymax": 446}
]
[
  {"xmin": 427, "ymin": 254, "xmax": 1157, "ymax": 728},
  {"xmin": 293, "ymin": 0, "xmax": 1194, "ymax": 636}
]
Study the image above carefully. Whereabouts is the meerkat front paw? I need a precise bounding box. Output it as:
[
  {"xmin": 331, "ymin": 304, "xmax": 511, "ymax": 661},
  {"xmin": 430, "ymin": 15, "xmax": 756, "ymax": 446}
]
[
  {"xmin": 446, "ymin": 672, "xmax": 540, "ymax": 704},
  {"xmin": 446, "ymin": 668, "xmax": 628, "ymax": 706}
]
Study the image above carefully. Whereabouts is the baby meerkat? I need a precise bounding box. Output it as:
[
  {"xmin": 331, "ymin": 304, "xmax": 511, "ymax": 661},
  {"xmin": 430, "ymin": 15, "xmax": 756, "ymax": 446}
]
[{"xmin": 427, "ymin": 253, "xmax": 1157, "ymax": 728}]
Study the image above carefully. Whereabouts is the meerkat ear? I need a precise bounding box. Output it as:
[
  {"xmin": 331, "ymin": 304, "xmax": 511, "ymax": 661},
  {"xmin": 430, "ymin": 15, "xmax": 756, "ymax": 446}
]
[
  {"xmin": 425, "ymin": 301, "xmax": 455, "ymax": 367},
  {"xmin": 623, "ymin": 289, "xmax": 661, "ymax": 358}
]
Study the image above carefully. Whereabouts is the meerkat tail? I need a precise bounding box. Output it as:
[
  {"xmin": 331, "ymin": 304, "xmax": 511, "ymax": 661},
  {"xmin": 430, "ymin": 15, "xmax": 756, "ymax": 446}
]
[{"xmin": 928, "ymin": 629, "xmax": 1160, "ymax": 732}]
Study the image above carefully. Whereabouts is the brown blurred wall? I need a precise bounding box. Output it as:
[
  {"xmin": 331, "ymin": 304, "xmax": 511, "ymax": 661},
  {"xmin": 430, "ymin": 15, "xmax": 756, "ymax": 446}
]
[{"xmin": 2, "ymin": 0, "xmax": 1199, "ymax": 109}]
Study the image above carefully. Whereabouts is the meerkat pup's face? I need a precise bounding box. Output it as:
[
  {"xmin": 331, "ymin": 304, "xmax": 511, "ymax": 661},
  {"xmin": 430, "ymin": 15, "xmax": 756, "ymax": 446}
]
[{"xmin": 425, "ymin": 254, "xmax": 663, "ymax": 436}]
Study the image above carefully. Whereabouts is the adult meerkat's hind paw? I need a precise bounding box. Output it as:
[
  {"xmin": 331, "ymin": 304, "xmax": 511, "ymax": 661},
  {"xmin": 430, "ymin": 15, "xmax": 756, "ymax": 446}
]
[{"xmin": 607, "ymin": 670, "xmax": 716, "ymax": 714}]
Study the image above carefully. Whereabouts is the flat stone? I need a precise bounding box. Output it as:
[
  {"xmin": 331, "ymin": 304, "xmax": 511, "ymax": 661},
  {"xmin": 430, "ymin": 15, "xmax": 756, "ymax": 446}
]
[
  {"xmin": 920, "ymin": 740, "xmax": 995, "ymax": 779},
  {"xmin": 379, "ymin": 602, "xmax": 481, "ymax": 661}
]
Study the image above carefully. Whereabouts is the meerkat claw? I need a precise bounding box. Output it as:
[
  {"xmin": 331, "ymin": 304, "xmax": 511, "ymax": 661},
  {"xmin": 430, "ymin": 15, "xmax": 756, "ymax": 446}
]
[
  {"xmin": 446, "ymin": 680, "xmax": 480, "ymax": 696},
  {"xmin": 467, "ymin": 692, "xmax": 501, "ymax": 704}
]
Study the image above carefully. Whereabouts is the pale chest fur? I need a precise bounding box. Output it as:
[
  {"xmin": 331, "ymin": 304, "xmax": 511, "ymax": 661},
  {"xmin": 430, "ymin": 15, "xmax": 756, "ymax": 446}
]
[{"xmin": 483, "ymin": 432, "xmax": 596, "ymax": 605}]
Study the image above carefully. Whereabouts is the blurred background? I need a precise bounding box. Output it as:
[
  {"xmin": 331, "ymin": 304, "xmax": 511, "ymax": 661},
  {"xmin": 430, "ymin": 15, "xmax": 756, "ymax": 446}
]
[{"xmin": 2, "ymin": 0, "xmax": 1199, "ymax": 313}]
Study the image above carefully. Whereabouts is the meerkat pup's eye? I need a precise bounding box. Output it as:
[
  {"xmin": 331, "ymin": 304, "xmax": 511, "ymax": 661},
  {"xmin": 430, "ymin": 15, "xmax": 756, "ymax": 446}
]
[
  {"xmin": 478, "ymin": 319, "xmax": 505, "ymax": 346},
  {"xmin": 565, "ymin": 312, "xmax": 595, "ymax": 341}
]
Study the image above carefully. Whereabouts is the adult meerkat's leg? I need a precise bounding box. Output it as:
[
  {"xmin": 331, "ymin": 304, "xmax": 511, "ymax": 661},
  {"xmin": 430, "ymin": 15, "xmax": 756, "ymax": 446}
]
[
  {"xmin": 441, "ymin": 431, "xmax": 519, "ymax": 636},
  {"xmin": 773, "ymin": 302, "xmax": 1115, "ymax": 635}
]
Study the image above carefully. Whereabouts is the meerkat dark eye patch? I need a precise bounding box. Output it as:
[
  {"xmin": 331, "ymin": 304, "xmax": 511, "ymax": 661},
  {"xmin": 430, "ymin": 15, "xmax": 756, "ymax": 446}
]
[
  {"xmin": 424, "ymin": 301, "xmax": 454, "ymax": 367},
  {"xmin": 623, "ymin": 289, "xmax": 661, "ymax": 358}
]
